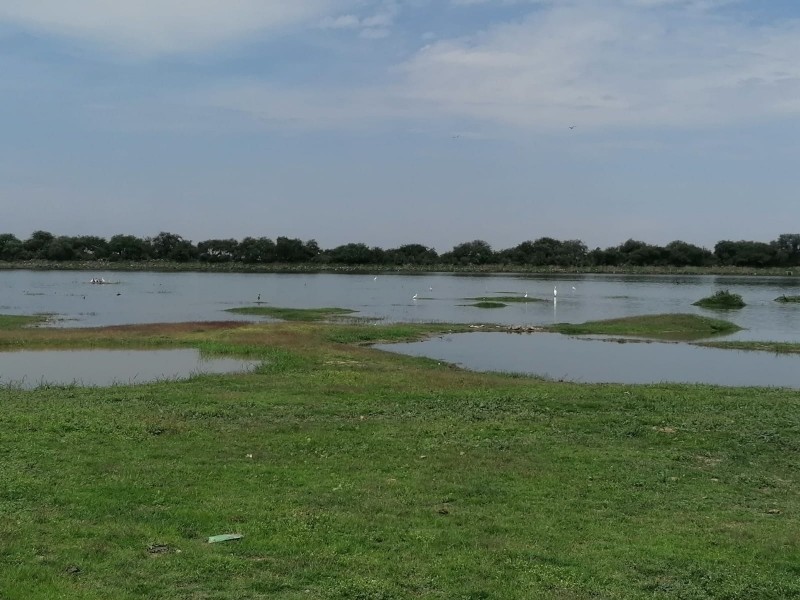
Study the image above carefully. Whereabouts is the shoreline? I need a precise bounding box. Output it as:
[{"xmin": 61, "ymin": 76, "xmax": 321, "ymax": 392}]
[{"xmin": 0, "ymin": 259, "xmax": 797, "ymax": 277}]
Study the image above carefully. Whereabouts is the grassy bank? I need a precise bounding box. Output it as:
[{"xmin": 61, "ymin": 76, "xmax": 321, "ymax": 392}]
[
  {"xmin": 1, "ymin": 318, "xmax": 798, "ymax": 599},
  {"xmin": 225, "ymin": 306, "xmax": 358, "ymax": 321},
  {"xmin": 547, "ymin": 313, "xmax": 742, "ymax": 340}
]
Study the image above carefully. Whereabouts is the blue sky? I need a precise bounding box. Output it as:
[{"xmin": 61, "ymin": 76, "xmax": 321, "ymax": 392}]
[{"xmin": 2, "ymin": 0, "xmax": 800, "ymax": 252}]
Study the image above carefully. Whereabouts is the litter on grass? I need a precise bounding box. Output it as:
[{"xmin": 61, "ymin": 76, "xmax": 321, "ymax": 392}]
[{"xmin": 208, "ymin": 534, "xmax": 244, "ymax": 544}]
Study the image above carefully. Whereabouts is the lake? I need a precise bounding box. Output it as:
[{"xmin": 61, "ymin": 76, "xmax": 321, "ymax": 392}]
[
  {"xmin": 2, "ymin": 270, "xmax": 800, "ymax": 340},
  {"xmin": 2, "ymin": 269, "xmax": 799, "ymax": 387}
]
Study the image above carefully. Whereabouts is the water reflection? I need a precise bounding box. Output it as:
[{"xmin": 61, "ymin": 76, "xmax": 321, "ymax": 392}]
[
  {"xmin": 0, "ymin": 349, "xmax": 259, "ymax": 389},
  {"xmin": 377, "ymin": 332, "xmax": 800, "ymax": 389}
]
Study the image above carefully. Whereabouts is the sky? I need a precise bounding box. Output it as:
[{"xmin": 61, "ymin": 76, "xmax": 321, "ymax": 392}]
[{"xmin": 2, "ymin": 0, "xmax": 800, "ymax": 253}]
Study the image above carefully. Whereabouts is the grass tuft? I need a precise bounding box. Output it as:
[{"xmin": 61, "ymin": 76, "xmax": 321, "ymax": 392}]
[{"xmin": 692, "ymin": 290, "xmax": 746, "ymax": 309}]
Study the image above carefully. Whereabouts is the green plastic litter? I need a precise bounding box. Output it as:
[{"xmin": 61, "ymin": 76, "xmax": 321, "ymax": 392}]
[{"xmin": 207, "ymin": 534, "xmax": 243, "ymax": 544}]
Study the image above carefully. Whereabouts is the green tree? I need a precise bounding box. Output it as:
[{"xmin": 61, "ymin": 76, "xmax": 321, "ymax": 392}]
[
  {"xmin": 237, "ymin": 237, "xmax": 276, "ymax": 263},
  {"xmin": 385, "ymin": 244, "xmax": 439, "ymax": 265},
  {"xmin": 665, "ymin": 240, "xmax": 713, "ymax": 267},
  {"xmin": 108, "ymin": 234, "xmax": 151, "ymax": 261},
  {"xmin": 275, "ymin": 237, "xmax": 310, "ymax": 263},
  {"xmin": 442, "ymin": 240, "xmax": 495, "ymax": 265},
  {"xmin": 23, "ymin": 230, "xmax": 55, "ymax": 258},
  {"xmin": 197, "ymin": 239, "xmax": 239, "ymax": 263},
  {"xmin": 771, "ymin": 234, "xmax": 800, "ymax": 267},
  {"xmin": 327, "ymin": 243, "xmax": 382, "ymax": 264},
  {"xmin": 0, "ymin": 234, "xmax": 24, "ymax": 260},
  {"xmin": 149, "ymin": 232, "xmax": 197, "ymax": 262},
  {"xmin": 70, "ymin": 235, "xmax": 110, "ymax": 260}
]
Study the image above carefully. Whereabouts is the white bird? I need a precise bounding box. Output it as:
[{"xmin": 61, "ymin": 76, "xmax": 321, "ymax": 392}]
[
  {"xmin": 524, "ymin": 292, "xmax": 528, "ymax": 298},
  {"xmin": 553, "ymin": 286, "xmax": 558, "ymax": 297},
  {"xmin": 429, "ymin": 286, "xmax": 433, "ymax": 291},
  {"xmin": 412, "ymin": 293, "xmax": 418, "ymax": 300},
  {"xmin": 374, "ymin": 276, "xmax": 378, "ymax": 281}
]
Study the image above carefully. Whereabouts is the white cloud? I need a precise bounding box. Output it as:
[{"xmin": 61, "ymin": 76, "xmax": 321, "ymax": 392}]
[
  {"xmin": 318, "ymin": 1, "xmax": 398, "ymax": 39},
  {"xmin": 397, "ymin": 1, "xmax": 800, "ymax": 129},
  {"xmin": 0, "ymin": 0, "xmax": 350, "ymax": 56},
  {"xmin": 319, "ymin": 14, "xmax": 361, "ymax": 29},
  {"xmin": 175, "ymin": 0, "xmax": 800, "ymax": 133}
]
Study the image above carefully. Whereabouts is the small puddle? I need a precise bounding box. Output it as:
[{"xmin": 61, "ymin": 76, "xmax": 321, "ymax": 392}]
[
  {"xmin": 0, "ymin": 349, "xmax": 259, "ymax": 389},
  {"xmin": 377, "ymin": 332, "xmax": 800, "ymax": 388}
]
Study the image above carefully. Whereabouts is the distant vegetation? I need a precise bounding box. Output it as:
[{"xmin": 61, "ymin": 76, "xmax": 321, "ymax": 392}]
[
  {"xmin": 775, "ymin": 295, "xmax": 800, "ymax": 303},
  {"xmin": 3, "ymin": 230, "xmax": 800, "ymax": 269},
  {"xmin": 693, "ymin": 290, "xmax": 746, "ymax": 309}
]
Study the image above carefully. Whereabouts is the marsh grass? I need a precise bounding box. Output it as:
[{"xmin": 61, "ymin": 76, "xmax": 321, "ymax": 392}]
[
  {"xmin": 1, "ymin": 318, "xmax": 798, "ymax": 598},
  {"xmin": 470, "ymin": 301, "xmax": 507, "ymax": 308},
  {"xmin": 693, "ymin": 289, "xmax": 746, "ymax": 309},
  {"xmin": 775, "ymin": 295, "xmax": 800, "ymax": 303},
  {"xmin": 225, "ymin": 306, "xmax": 357, "ymax": 321},
  {"xmin": 0, "ymin": 314, "xmax": 49, "ymax": 329},
  {"xmin": 548, "ymin": 313, "xmax": 741, "ymax": 340}
]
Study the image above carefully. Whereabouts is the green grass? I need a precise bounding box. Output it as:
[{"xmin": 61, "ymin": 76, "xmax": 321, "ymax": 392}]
[
  {"xmin": 225, "ymin": 306, "xmax": 357, "ymax": 321},
  {"xmin": 548, "ymin": 313, "xmax": 742, "ymax": 340},
  {"xmin": 470, "ymin": 301, "xmax": 507, "ymax": 308},
  {"xmin": 775, "ymin": 295, "xmax": 800, "ymax": 303},
  {"xmin": 0, "ymin": 314, "xmax": 49, "ymax": 329},
  {"xmin": 1, "ymin": 319, "xmax": 798, "ymax": 599},
  {"xmin": 692, "ymin": 290, "xmax": 746, "ymax": 309}
]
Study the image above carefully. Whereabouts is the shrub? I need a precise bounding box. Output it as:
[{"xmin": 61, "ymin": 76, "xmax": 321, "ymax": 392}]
[{"xmin": 693, "ymin": 290, "xmax": 745, "ymax": 309}]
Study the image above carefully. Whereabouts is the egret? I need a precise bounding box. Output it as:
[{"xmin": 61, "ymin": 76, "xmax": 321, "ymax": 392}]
[
  {"xmin": 374, "ymin": 276, "xmax": 378, "ymax": 281},
  {"xmin": 553, "ymin": 286, "xmax": 558, "ymax": 297},
  {"xmin": 524, "ymin": 292, "xmax": 528, "ymax": 298},
  {"xmin": 412, "ymin": 293, "xmax": 418, "ymax": 300}
]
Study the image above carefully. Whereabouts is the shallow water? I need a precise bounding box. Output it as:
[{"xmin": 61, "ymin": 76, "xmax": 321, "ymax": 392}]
[
  {"xmin": 0, "ymin": 349, "xmax": 259, "ymax": 389},
  {"xmin": 2, "ymin": 270, "xmax": 800, "ymax": 341},
  {"xmin": 377, "ymin": 332, "xmax": 800, "ymax": 389},
  {"xmin": 3, "ymin": 270, "xmax": 800, "ymax": 388}
]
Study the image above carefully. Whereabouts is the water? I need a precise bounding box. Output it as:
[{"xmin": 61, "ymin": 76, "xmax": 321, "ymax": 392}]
[
  {"xmin": 0, "ymin": 349, "xmax": 259, "ymax": 389},
  {"xmin": 2, "ymin": 270, "xmax": 800, "ymax": 341},
  {"xmin": 2, "ymin": 269, "xmax": 800, "ymax": 388},
  {"xmin": 376, "ymin": 332, "xmax": 800, "ymax": 389}
]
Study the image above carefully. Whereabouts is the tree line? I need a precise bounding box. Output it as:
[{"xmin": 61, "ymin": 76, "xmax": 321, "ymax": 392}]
[{"xmin": 2, "ymin": 230, "xmax": 800, "ymax": 269}]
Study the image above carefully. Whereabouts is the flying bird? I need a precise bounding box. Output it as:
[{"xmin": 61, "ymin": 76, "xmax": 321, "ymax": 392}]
[{"xmin": 569, "ymin": 125, "xmax": 576, "ymax": 130}]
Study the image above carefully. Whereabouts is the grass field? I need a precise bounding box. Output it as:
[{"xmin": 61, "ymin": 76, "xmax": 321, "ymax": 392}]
[{"xmin": 1, "ymin": 315, "xmax": 798, "ymax": 599}]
